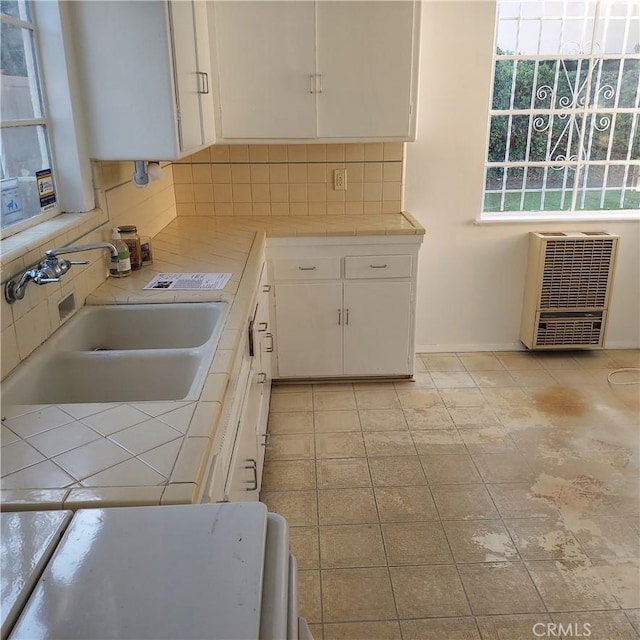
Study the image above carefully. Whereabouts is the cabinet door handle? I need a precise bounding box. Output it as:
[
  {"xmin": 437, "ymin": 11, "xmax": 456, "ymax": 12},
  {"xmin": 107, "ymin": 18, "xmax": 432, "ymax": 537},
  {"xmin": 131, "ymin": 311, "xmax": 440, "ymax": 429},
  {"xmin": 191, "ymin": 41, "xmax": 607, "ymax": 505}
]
[
  {"xmin": 309, "ymin": 74, "xmax": 315, "ymax": 94},
  {"xmin": 262, "ymin": 284, "xmax": 272, "ymax": 293},
  {"xmin": 261, "ymin": 433, "xmax": 270, "ymax": 447},
  {"xmin": 316, "ymin": 73, "xmax": 323, "ymax": 94},
  {"xmin": 258, "ymin": 372, "xmax": 267, "ymax": 384},
  {"xmin": 345, "ymin": 308, "xmax": 349, "ymax": 325},
  {"xmin": 338, "ymin": 308, "xmax": 341, "ymax": 326},
  {"xmin": 370, "ymin": 264, "xmax": 388, "ymax": 269},
  {"xmin": 298, "ymin": 266, "xmax": 316, "ymax": 271},
  {"xmin": 258, "ymin": 321, "xmax": 268, "ymax": 332},
  {"xmin": 244, "ymin": 458, "xmax": 258, "ymax": 491},
  {"xmin": 197, "ymin": 71, "xmax": 210, "ymax": 94},
  {"xmin": 265, "ymin": 333, "xmax": 274, "ymax": 352}
]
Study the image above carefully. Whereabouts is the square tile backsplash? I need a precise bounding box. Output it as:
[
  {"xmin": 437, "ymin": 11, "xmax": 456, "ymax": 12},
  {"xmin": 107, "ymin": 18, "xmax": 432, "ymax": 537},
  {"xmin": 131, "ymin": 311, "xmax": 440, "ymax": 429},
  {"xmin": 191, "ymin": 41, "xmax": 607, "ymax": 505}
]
[{"xmin": 173, "ymin": 143, "xmax": 404, "ymax": 216}]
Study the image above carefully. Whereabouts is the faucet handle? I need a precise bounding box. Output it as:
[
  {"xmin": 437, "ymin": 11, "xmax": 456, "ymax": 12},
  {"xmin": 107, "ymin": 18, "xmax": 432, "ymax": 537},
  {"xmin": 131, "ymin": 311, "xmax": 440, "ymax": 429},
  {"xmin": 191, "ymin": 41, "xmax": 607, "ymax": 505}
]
[{"xmin": 34, "ymin": 277, "xmax": 61, "ymax": 284}]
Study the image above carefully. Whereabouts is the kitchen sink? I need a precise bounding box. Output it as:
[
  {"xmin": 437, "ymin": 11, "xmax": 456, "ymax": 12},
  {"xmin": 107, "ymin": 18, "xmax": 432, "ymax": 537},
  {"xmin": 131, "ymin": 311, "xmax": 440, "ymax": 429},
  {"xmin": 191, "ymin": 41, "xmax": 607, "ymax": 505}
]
[{"xmin": 1, "ymin": 302, "xmax": 228, "ymax": 405}]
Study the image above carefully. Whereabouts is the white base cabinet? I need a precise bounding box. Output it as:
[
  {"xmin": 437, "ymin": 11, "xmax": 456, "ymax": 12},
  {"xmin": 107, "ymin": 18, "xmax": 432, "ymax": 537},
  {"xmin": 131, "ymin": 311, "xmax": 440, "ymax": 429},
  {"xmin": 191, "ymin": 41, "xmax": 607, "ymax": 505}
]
[{"xmin": 267, "ymin": 236, "xmax": 422, "ymax": 379}]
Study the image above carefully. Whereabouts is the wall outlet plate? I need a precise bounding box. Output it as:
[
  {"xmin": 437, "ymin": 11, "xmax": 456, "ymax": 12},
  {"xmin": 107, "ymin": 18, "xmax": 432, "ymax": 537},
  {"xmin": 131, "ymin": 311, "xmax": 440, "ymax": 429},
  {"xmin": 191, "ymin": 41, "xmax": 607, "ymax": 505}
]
[{"xmin": 333, "ymin": 169, "xmax": 347, "ymax": 191}]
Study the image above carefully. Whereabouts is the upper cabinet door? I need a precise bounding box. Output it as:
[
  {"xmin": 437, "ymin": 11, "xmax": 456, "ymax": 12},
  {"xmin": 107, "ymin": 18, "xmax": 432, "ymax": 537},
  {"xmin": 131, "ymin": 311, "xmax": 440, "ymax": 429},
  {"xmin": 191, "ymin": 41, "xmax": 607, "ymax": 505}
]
[
  {"xmin": 169, "ymin": 1, "xmax": 204, "ymax": 152},
  {"xmin": 316, "ymin": 1, "xmax": 417, "ymax": 139},
  {"xmin": 212, "ymin": 1, "xmax": 317, "ymax": 139}
]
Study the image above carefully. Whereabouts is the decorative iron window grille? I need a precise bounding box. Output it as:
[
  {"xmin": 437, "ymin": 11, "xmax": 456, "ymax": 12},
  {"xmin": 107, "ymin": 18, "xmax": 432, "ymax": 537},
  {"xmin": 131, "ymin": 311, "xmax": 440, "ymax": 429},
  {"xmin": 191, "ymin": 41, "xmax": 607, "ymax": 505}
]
[{"xmin": 483, "ymin": 0, "xmax": 639, "ymax": 215}]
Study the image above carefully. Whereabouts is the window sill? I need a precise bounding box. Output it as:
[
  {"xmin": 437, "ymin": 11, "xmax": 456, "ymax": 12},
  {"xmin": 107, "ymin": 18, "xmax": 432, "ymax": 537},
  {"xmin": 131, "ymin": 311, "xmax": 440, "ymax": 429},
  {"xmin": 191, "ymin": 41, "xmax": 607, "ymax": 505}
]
[
  {"xmin": 476, "ymin": 211, "xmax": 640, "ymax": 225},
  {"xmin": 1, "ymin": 208, "xmax": 108, "ymax": 281}
]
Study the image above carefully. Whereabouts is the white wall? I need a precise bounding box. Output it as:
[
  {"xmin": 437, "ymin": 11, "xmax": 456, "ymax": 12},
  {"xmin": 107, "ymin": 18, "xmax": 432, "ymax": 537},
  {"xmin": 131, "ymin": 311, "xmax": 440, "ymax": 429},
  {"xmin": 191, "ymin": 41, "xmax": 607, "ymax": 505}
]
[{"xmin": 405, "ymin": 0, "xmax": 640, "ymax": 352}]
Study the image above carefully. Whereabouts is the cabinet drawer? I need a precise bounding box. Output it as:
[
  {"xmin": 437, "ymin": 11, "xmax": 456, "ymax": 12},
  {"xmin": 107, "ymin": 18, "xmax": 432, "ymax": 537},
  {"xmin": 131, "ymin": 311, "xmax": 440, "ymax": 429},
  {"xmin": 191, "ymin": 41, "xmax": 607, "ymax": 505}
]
[
  {"xmin": 344, "ymin": 255, "xmax": 412, "ymax": 279},
  {"xmin": 273, "ymin": 257, "xmax": 340, "ymax": 281}
]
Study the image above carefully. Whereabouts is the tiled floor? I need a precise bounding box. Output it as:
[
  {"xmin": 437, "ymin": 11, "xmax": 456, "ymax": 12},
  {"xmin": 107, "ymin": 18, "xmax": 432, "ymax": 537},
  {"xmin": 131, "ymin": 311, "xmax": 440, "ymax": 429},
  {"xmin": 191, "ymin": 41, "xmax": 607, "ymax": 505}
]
[{"xmin": 259, "ymin": 350, "xmax": 640, "ymax": 640}]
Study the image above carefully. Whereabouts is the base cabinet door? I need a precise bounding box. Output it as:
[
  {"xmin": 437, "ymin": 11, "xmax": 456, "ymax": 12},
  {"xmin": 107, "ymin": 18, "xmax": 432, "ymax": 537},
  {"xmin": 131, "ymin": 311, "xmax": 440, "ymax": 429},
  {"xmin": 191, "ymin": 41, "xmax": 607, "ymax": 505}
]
[
  {"xmin": 343, "ymin": 281, "xmax": 412, "ymax": 375},
  {"xmin": 274, "ymin": 282, "xmax": 343, "ymax": 377}
]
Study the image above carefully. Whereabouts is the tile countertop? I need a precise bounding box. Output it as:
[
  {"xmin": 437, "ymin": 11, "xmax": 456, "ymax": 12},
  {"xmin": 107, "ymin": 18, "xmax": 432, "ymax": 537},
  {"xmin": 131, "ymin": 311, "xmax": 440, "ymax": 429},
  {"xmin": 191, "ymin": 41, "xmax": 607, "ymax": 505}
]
[{"xmin": 1, "ymin": 213, "xmax": 425, "ymax": 511}]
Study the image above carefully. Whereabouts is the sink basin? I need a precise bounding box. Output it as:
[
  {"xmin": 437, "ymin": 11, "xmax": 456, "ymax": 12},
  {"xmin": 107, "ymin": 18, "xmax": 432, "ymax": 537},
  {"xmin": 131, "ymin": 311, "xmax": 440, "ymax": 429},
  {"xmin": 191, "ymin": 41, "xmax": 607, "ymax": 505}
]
[
  {"xmin": 44, "ymin": 303, "xmax": 227, "ymax": 351},
  {"xmin": 1, "ymin": 302, "xmax": 228, "ymax": 405}
]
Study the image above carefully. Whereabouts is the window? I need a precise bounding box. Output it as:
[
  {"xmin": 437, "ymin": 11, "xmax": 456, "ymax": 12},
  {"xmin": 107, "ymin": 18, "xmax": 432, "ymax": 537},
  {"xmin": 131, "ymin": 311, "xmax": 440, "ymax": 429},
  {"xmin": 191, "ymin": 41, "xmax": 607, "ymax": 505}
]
[
  {"xmin": 1, "ymin": 0, "xmax": 59, "ymax": 236},
  {"xmin": 483, "ymin": 0, "xmax": 639, "ymax": 217}
]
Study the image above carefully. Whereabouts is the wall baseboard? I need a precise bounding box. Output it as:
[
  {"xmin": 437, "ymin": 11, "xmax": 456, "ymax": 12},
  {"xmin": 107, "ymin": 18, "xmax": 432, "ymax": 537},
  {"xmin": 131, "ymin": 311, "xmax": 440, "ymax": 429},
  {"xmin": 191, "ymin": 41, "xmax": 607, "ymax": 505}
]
[{"xmin": 415, "ymin": 341, "xmax": 640, "ymax": 353}]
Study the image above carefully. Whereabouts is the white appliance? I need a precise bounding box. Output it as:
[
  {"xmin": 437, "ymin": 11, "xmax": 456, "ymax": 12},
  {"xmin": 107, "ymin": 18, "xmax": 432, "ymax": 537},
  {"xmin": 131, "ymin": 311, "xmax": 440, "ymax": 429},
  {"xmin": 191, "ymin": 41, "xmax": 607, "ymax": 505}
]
[{"xmin": 2, "ymin": 503, "xmax": 311, "ymax": 640}]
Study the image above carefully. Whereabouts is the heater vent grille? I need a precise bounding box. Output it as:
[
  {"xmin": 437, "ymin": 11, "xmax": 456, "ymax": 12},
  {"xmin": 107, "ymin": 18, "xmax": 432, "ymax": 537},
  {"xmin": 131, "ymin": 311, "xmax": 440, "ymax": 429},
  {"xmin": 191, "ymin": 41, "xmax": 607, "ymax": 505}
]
[
  {"xmin": 540, "ymin": 238, "xmax": 615, "ymax": 309},
  {"xmin": 520, "ymin": 232, "xmax": 618, "ymax": 350}
]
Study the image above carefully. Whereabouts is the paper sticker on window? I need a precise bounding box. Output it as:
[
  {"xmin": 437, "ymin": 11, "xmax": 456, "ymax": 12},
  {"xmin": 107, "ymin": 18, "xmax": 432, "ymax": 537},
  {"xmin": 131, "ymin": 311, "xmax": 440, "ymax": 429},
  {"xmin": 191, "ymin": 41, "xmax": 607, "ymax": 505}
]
[
  {"xmin": 36, "ymin": 169, "xmax": 57, "ymax": 211},
  {"xmin": 1, "ymin": 179, "xmax": 22, "ymax": 217}
]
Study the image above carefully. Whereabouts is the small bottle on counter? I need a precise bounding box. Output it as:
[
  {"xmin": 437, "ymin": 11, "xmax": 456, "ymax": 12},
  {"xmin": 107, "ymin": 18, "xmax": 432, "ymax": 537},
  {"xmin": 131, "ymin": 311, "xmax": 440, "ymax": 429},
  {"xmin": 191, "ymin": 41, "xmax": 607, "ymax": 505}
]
[
  {"xmin": 109, "ymin": 228, "xmax": 132, "ymax": 277},
  {"xmin": 117, "ymin": 225, "xmax": 142, "ymax": 270},
  {"xmin": 140, "ymin": 235, "xmax": 153, "ymax": 266}
]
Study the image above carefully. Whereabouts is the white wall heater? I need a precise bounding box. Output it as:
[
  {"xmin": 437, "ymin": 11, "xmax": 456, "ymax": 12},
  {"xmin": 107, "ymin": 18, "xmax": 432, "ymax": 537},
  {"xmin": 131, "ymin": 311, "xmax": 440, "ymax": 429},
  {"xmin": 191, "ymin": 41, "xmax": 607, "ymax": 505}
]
[{"xmin": 520, "ymin": 231, "xmax": 619, "ymax": 350}]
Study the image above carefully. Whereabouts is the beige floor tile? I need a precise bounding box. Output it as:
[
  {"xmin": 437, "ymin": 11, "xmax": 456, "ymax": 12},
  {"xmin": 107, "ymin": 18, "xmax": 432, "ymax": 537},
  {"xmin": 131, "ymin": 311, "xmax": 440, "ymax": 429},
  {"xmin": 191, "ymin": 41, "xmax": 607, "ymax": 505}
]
[
  {"xmin": 526, "ymin": 559, "xmax": 620, "ymax": 611},
  {"xmin": 396, "ymin": 389, "xmax": 444, "ymax": 410},
  {"xmin": 504, "ymin": 518, "xmax": 586, "ymax": 560},
  {"xmin": 591, "ymin": 558, "xmax": 640, "ymax": 609},
  {"xmin": 261, "ymin": 459, "xmax": 316, "ymax": 491},
  {"xmin": 323, "ymin": 621, "xmax": 401, "ymax": 640},
  {"xmin": 261, "ymin": 490, "xmax": 318, "ymax": 526},
  {"xmin": 412, "ymin": 430, "xmax": 466, "ymax": 455},
  {"xmin": 266, "ymin": 433, "xmax": 315, "ymax": 460},
  {"xmin": 267, "ymin": 411, "xmax": 314, "ymax": 434},
  {"xmin": 315, "ymin": 433, "xmax": 365, "ymax": 459},
  {"xmin": 359, "ymin": 409, "xmax": 407, "ymax": 431},
  {"xmin": 440, "ymin": 389, "xmax": 488, "ymax": 409},
  {"xmin": 390, "ymin": 565, "xmax": 470, "ymax": 618},
  {"xmin": 400, "ymin": 617, "xmax": 480, "ymax": 640},
  {"xmin": 298, "ymin": 570, "xmax": 322, "ymax": 623},
  {"xmin": 551, "ymin": 610, "xmax": 639, "ymax": 640},
  {"xmin": 421, "ymin": 454, "xmax": 482, "ymax": 484},
  {"xmin": 404, "ymin": 407, "xmax": 454, "ymax": 429},
  {"xmin": 496, "ymin": 353, "xmax": 544, "ymax": 371},
  {"xmin": 570, "ymin": 517, "xmax": 640, "ymax": 558},
  {"xmin": 448, "ymin": 406, "xmax": 502, "ymax": 427},
  {"xmin": 460, "ymin": 354, "xmax": 505, "ymax": 371},
  {"xmin": 431, "ymin": 484, "xmax": 500, "ymax": 520},
  {"xmin": 627, "ymin": 609, "xmax": 640, "ymax": 636},
  {"xmin": 269, "ymin": 392, "xmax": 314, "ymax": 412},
  {"xmin": 321, "ymin": 568, "xmax": 396, "ymax": 622},
  {"xmin": 374, "ymin": 486, "xmax": 439, "ymax": 522},
  {"xmin": 509, "ymin": 370, "xmax": 557, "ymax": 388},
  {"xmin": 487, "ymin": 482, "xmax": 560, "ymax": 519},
  {"xmin": 471, "ymin": 452, "xmax": 535, "ymax": 483},
  {"xmin": 319, "ymin": 524, "xmax": 386, "ymax": 568},
  {"xmin": 382, "ymin": 521, "xmax": 453, "ymax": 565},
  {"xmin": 470, "ymin": 370, "xmax": 518, "ymax": 388},
  {"xmin": 475, "ymin": 614, "xmax": 553, "ymax": 640},
  {"xmin": 318, "ymin": 488, "xmax": 378, "ymax": 525},
  {"xmin": 423, "ymin": 354, "xmax": 466, "ymax": 372},
  {"xmin": 395, "ymin": 372, "xmax": 436, "ymax": 389},
  {"xmin": 314, "ymin": 410, "xmax": 360, "ymax": 433},
  {"xmin": 492, "ymin": 406, "xmax": 554, "ymax": 429},
  {"xmin": 364, "ymin": 432, "xmax": 417, "ymax": 457},
  {"xmin": 368, "ymin": 456, "xmax": 427, "ymax": 486},
  {"xmin": 316, "ymin": 458, "xmax": 371, "ymax": 489},
  {"xmin": 313, "ymin": 391, "xmax": 357, "ymax": 411},
  {"xmin": 458, "ymin": 562, "xmax": 545, "ymax": 615},
  {"xmin": 443, "ymin": 520, "xmax": 519, "ymax": 563},
  {"xmin": 458, "ymin": 427, "xmax": 517, "ymax": 453},
  {"xmin": 431, "ymin": 371, "xmax": 477, "ymax": 389},
  {"xmin": 290, "ymin": 527, "xmax": 320, "ymax": 570},
  {"xmin": 355, "ymin": 389, "xmax": 401, "ymax": 410}
]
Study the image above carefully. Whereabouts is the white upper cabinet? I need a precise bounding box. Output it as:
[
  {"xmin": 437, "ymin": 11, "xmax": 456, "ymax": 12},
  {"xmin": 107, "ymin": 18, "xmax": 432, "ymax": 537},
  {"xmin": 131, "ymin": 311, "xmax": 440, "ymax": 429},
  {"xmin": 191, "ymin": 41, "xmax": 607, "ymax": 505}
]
[
  {"xmin": 70, "ymin": 0, "xmax": 215, "ymax": 161},
  {"xmin": 211, "ymin": 1, "xmax": 420, "ymax": 142}
]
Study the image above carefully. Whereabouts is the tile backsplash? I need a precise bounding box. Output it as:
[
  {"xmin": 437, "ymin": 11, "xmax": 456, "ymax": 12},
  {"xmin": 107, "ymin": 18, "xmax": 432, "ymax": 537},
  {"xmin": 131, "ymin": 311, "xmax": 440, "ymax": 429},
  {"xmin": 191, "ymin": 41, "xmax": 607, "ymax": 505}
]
[
  {"xmin": 1, "ymin": 161, "xmax": 176, "ymax": 381},
  {"xmin": 173, "ymin": 143, "xmax": 404, "ymax": 217}
]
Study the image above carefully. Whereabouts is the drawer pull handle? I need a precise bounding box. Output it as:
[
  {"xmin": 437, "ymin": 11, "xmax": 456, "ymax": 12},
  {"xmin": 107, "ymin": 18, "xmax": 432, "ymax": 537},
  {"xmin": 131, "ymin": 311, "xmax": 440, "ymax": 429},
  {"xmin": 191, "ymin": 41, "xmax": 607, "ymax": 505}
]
[
  {"xmin": 370, "ymin": 264, "xmax": 388, "ymax": 269},
  {"xmin": 258, "ymin": 372, "xmax": 267, "ymax": 384},
  {"xmin": 298, "ymin": 266, "xmax": 317, "ymax": 271},
  {"xmin": 258, "ymin": 321, "xmax": 268, "ymax": 332},
  {"xmin": 245, "ymin": 458, "xmax": 258, "ymax": 491},
  {"xmin": 262, "ymin": 284, "xmax": 272, "ymax": 293},
  {"xmin": 261, "ymin": 433, "xmax": 270, "ymax": 446},
  {"xmin": 265, "ymin": 333, "xmax": 274, "ymax": 352}
]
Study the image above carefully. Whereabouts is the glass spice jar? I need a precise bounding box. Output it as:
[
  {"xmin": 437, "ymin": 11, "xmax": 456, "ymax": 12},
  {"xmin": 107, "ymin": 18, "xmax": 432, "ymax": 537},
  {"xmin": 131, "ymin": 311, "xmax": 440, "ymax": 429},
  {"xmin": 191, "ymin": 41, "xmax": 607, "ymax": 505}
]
[
  {"xmin": 140, "ymin": 235, "xmax": 153, "ymax": 266},
  {"xmin": 117, "ymin": 225, "xmax": 142, "ymax": 270}
]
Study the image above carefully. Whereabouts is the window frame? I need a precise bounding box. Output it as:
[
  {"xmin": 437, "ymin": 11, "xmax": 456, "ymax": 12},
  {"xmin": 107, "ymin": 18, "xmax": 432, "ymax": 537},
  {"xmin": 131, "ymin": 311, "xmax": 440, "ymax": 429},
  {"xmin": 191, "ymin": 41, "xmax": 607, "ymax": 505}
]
[
  {"xmin": 0, "ymin": 0, "xmax": 96, "ymax": 242},
  {"xmin": 480, "ymin": 0, "xmax": 640, "ymax": 223}
]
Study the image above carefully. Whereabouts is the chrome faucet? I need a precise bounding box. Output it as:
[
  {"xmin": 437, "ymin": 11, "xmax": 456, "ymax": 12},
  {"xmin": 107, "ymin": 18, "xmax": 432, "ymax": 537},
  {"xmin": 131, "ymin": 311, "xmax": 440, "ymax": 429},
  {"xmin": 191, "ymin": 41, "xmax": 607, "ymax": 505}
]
[{"xmin": 4, "ymin": 242, "xmax": 118, "ymax": 304}]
